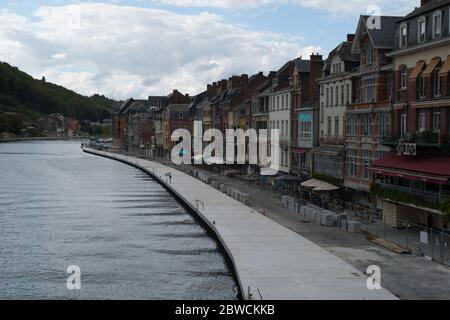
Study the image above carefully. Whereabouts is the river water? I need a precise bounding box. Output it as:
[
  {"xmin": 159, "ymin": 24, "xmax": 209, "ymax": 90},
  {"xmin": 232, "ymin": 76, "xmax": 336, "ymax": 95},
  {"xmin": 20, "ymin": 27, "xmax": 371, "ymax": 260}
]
[{"xmin": 0, "ymin": 141, "xmax": 238, "ymax": 300}]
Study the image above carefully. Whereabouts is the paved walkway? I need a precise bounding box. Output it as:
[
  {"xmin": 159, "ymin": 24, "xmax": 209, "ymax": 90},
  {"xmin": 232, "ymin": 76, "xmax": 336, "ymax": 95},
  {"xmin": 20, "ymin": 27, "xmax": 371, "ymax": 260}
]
[
  {"xmin": 83, "ymin": 147, "xmax": 396, "ymax": 300},
  {"xmin": 161, "ymin": 160, "xmax": 450, "ymax": 300}
]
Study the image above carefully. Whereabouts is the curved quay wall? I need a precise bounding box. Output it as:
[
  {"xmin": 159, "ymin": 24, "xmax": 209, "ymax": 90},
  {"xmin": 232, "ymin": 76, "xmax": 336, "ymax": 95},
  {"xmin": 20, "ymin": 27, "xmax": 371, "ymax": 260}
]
[{"xmin": 82, "ymin": 147, "xmax": 397, "ymax": 300}]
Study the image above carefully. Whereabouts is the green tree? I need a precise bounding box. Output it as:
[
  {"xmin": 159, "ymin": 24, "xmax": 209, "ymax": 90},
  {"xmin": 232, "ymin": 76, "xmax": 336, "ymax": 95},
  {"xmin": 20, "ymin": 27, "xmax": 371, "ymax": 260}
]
[
  {"xmin": 7, "ymin": 113, "xmax": 24, "ymax": 135},
  {"xmin": 0, "ymin": 112, "xmax": 7, "ymax": 133},
  {"xmin": 439, "ymin": 197, "xmax": 450, "ymax": 223}
]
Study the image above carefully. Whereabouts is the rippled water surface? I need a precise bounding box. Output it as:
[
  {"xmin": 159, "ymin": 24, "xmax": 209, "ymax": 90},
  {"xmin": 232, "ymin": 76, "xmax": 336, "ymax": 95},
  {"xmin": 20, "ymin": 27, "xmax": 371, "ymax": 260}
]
[{"xmin": 0, "ymin": 141, "xmax": 238, "ymax": 299}]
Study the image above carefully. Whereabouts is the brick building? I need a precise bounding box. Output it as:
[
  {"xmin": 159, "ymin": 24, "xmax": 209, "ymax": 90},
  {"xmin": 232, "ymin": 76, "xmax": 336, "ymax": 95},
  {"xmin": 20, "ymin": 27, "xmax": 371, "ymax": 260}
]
[
  {"xmin": 369, "ymin": 0, "xmax": 450, "ymax": 230},
  {"xmin": 343, "ymin": 15, "xmax": 401, "ymax": 204}
]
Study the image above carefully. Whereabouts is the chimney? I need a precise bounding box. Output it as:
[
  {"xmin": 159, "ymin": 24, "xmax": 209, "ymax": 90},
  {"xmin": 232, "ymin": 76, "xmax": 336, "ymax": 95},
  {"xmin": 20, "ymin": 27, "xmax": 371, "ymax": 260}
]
[
  {"xmin": 241, "ymin": 74, "xmax": 249, "ymax": 86},
  {"xmin": 221, "ymin": 79, "xmax": 227, "ymax": 92},
  {"xmin": 421, "ymin": 0, "xmax": 431, "ymax": 6},
  {"xmin": 230, "ymin": 76, "xmax": 241, "ymax": 89},
  {"xmin": 347, "ymin": 34, "xmax": 355, "ymax": 42},
  {"xmin": 308, "ymin": 53, "xmax": 324, "ymax": 97},
  {"xmin": 241, "ymin": 74, "xmax": 249, "ymax": 92}
]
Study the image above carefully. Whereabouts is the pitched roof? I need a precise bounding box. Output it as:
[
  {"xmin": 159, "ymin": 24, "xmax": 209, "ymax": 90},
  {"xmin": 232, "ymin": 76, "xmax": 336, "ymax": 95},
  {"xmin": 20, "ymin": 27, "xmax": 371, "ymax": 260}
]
[
  {"xmin": 353, "ymin": 15, "xmax": 402, "ymax": 51},
  {"xmin": 294, "ymin": 58, "xmax": 311, "ymax": 73},
  {"xmin": 401, "ymin": 0, "xmax": 450, "ymax": 21},
  {"xmin": 330, "ymin": 41, "xmax": 359, "ymax": 62},
  {"xmin": 148, "ymin": 96, "xmax": 168, "ymax": 107},
  {"xmin": 118, "ymin": 99, "xmax": 134, "ymax": 115},
  {"xmin": 189, "ymin": 91, "xmax": 209, "ymax": 111},
  {"xmin": 167, "ymin": 104, "xmax": 190, "ymax": 119}
]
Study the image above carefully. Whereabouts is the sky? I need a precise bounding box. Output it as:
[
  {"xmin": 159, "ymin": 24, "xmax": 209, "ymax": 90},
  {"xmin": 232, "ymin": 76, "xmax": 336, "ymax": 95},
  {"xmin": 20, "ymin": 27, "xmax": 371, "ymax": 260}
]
[{"xmin": 0, "ymin": 0, "xmax": 418, "ymax": 100}]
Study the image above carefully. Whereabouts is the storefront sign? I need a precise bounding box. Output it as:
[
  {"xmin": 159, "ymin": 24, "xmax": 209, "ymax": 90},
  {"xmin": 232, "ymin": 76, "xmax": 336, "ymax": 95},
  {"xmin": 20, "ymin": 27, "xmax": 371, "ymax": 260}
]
[
  {"xmin": 299, "ymin": 113, "xmax": 312, "ymax": 122},
  {"xmin": 396, "ymin": 141, "xmax": 417, "ymax": 156}
]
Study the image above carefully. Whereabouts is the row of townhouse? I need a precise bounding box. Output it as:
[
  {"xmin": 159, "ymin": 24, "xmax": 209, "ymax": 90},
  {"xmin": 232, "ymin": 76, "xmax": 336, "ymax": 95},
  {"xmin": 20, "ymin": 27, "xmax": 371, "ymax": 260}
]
[
  {"xmin": 315, "ymin": 0, "xmax": 450, "ymax": 230},
  {"xmin": 112, "ymin": 0, "xmax": 450, "ymax": 230}
]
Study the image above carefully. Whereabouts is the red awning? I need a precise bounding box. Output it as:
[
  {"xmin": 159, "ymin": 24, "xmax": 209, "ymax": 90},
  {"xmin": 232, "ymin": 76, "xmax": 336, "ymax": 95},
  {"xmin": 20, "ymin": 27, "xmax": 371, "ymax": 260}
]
[
  {"xmin": 291, "ymin": 147, "xmax": 308, "ymax": 154},
  {"xmin": 369, "ymin": 153, "xmax": 450, "ymax": 185}
]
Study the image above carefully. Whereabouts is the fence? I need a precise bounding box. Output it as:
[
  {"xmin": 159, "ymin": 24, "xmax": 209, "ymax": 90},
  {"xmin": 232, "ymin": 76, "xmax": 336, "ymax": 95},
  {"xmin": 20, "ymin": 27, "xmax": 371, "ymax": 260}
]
[
  {"xmin": 298, "ymin": 191, "xmax": 450, "ymax": 267},
  {"xmin": 364, "ymin": 218, "xmax": 450, "ymax": 267}
]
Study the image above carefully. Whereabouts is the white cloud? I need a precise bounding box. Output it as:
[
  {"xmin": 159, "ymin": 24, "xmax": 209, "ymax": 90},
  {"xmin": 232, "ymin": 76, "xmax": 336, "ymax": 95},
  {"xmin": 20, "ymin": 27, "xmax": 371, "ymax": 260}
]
[
  {"xmin": 153, "ymin": 0, "xmax": 416, "ymax": 15},
  {"xmin": 0, "ymin": 3, "xmax": 323, "ymax": 100},
  {"xmin": 51, "ymin": 53, "xmax": 67, "ymax": 60}
]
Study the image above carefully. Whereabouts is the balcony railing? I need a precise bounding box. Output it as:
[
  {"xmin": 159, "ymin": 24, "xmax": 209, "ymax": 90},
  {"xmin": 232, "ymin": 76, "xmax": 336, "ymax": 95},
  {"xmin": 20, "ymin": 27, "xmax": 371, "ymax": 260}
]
[
  {"xmin": 371, "ymin": 183, "xmax": 442, "ymax": 211},
  {"xmin": 381, "ymin": 131, "xmax": 450, "ymax": 148},
  {"xmin": 320, "ymin": 136, "xmax": 345, "ymax": 145},
  {"xmin": 377, "ymin": 183, "xmax": 450, "ymax": 205}
]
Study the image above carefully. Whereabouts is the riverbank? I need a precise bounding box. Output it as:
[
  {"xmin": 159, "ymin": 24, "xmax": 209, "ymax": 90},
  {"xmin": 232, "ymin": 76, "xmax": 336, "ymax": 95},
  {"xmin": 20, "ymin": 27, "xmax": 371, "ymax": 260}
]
[
  {"xmin": 151, "ymin": 156, "xmax": 450, "ymax": 300},
  {"xmin": 0, "ymin": 136, "xmax": 90, "ymax": 143},
  {"xmin": 82, "ymin": 147, "xmax": 396, "ymax": 300}
]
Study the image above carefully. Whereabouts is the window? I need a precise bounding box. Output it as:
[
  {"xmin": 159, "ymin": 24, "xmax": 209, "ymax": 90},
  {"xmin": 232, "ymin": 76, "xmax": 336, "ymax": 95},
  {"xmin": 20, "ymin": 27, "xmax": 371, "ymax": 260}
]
[
  {"xmin": 433, "ymin": 11, "xmax": 442, "ymax": 38},
  {"xmin": 347, "ymin": 116, "xmax": 357, "ymax": 136},
  {"xmin": 326, "ymin": 88, "xmax": 329, "ymax": 107},
  {"xmin": 361, "ymin": 149, "xmax": 371, "ymax": 180},
  {"xmin": 320, "ymin": 103, "xmax": 324, "ymax": 124},
  {"xmin": 346, "ymin": 148, "xmax": 356, "ymax": 177},
  {"xmin": 300, "ymin": 121, "xmax": 312, "ymax": 140},
  {"xmin": 320, "ymin": 86, "xmax": 324, "ymax": 96},
  {"xmin": 327, "ymin": 117, "xmax": 332, "ymax": 137},
  {"xmin": 330, "ymin": 87, "xmax": 334, "ymax": 107},
  {"xmin": 335, "ymin": 116, "xmax": 339, "ymax": 137},
  {"xmin": 365, "ymin": 78, "xmax": 376, "ymax": 102},
  {"xmin": 418, "ymin": 112, "xmax": 426, "ymax": 132},
  {"xmin": 282, "ymin": 95, "xmax": 285, "ymax": 109},
  {"xmin": 365, "ymin": 45, "xmax": 372, "ymax": 64},
  {"xmin": 377, "ymin": 113, "xmax": 390, "ymax": 137},
  {"xmin": 346, "ymin": 84, "xmax": 350, "ymax": 104},
  {"xmin": 401, "ymin": 67, "xmax": 408, "ymax": 89},
  {"xmin": 355, "ymin": 79, "xmax": 361, "ymax": 102},
  {"xmin": 362, "ymin": 114, "xmax": 371, "ymax": 136},
  {"xmin": 418, "ymin": 17, "xmax": 426, "ymax": 43},
  {"xmin": 434, "ymin": 67, "xmax": 441, "ymax": 97},
  {"xmin": 401, "ymin": 112, "xmax": 408, "ymax": 138},
  {"xmin": 341, "ymin": 85, "xmax": 345, "ymax": 105},
  {"xmin": 433, "ymin": 111, "xmax": 441, "ymax": 132},
  {"xmin": 335, "ymin": 86, "xmax": 339, "ymax": 106},
  {"xmin": 417, "ymin": 76, "xmax": 426, "ymax": 99},
  {"xmin": 400, "ymin": 23, "xmax": 408, "ymax": 48}
]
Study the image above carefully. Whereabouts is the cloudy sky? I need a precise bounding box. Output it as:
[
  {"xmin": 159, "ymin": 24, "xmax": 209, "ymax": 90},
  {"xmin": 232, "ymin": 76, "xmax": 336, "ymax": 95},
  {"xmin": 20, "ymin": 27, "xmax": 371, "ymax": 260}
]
[{"xmin": 0, "ymin": 0, "xmax": 417, "ymax": 100}]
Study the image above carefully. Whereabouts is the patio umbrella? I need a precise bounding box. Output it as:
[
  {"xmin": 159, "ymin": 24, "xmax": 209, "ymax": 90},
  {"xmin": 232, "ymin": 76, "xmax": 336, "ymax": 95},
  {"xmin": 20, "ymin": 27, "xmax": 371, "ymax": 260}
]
[
  {"xmin": 313, "ymin": 182, "xmax": 339, "ymax": 192},
  {"xmin": 301, "ymin": 179, "xmax": 322, "ymax": 188},
  {"xmin": 313, "ymin": 181, "xmax": 339, "ymax": 207}
]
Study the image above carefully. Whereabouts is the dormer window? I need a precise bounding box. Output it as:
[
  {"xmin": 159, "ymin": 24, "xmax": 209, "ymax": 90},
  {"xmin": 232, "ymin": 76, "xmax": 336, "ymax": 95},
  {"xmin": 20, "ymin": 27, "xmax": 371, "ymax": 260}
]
[
  {"xmin": 272, "ymin": 78, "xmax": 278, "ymax": 88},
  {"xmin": 400, "ymin": 23, "xmax": 408, "ymax": 48},
  {"xmin": 418, "ymin": 17, "xmax": 426, "ymax": 43},
  {"xmin": 434, "ymin": 67, "xmax": 441, "ymax": 97},
  {"xmin": 433, "ymin": 11, "xmax": 442, "ymax": 38}
]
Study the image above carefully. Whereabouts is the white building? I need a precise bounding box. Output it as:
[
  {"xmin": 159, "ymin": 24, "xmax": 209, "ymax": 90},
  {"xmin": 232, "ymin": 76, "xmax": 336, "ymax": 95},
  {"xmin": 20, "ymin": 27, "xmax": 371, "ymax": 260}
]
[
  {"xmin": 267, "ymin": 60, "xmax": 296, "ymax": 173},
  {"xmin": 269, "ymin": 88, "xmax": 291, "ymax": 173},
  {"xmin": 315, "ymin": 36, "xmax": 360, "ymax": 180}
]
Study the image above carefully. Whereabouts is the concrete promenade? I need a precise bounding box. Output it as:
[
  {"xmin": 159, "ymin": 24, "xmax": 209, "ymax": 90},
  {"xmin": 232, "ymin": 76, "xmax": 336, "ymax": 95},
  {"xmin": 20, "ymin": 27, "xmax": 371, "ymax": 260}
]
[{"xmin": 83, "ymin": 147, "xmax": 397, "ymax": 300}]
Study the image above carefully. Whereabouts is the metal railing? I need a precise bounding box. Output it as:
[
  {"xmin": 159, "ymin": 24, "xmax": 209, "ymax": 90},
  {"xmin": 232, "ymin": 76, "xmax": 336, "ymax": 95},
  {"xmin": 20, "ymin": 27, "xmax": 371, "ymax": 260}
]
[
  {"xmin": 365, "ymin": 218, "xmax": 450, "ymax": 267},
  {"xmin": 378, "ymin": 183, "xmax": 450, "ymax": 205}
]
